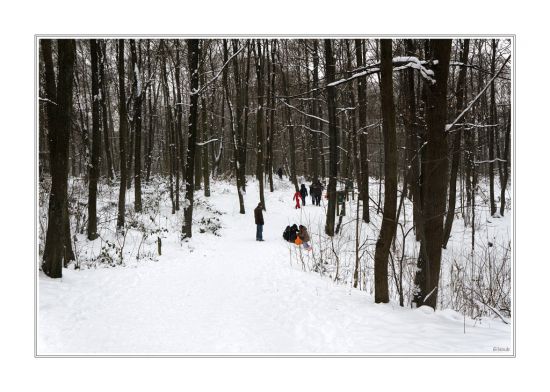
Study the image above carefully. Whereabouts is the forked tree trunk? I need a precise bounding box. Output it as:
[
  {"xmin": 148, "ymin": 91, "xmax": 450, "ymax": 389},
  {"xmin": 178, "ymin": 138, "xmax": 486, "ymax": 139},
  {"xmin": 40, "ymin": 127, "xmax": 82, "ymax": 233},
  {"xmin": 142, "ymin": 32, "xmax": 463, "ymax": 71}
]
[{"xmin": 413, "ymin": 39, "xmax": 452, "ymax": 310}]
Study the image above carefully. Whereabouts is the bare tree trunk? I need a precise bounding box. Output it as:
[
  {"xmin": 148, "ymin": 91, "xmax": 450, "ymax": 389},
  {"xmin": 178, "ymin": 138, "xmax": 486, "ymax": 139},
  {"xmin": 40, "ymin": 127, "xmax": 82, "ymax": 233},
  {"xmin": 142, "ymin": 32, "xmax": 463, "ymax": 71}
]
[
  {"xmin": 99, "ymin": 40, "xmax": 115, "ymax": 181},
  {"xmin": 442, "ymin": 39, "xmax": 470, "ymax": 247},
  {"xmin": 145, "ymin": 40, "xmax": 154, "ymax": 183},
  {"xmin": 200, "ymin": 42, "xmax": 211, "ymax": 197},
  {"xmin": 254, "ymin": 39, "xmax": 266, "ymax": 209},
  {"xmin": 160, "ymin": 40, "xmax": 175, "ymax": 213},
  {"xmin": 324, "ymin": 39, "xmax": 338, "ymax": 237},
  {"xmin": 41, "ymin": 39, "xmax": 76, "ymax": 278},
  {"xmin": 354, "ymin": 39, "xmax": 370, "ymax": 223},
  {"xmin": 413, "ymin": 39, "xmax": 452, "ymax": 310},
  {"xmin": 489, "ymin": 39, "xmax": 497, "ymax": 216},
  {"xmin": 87, "ymin": 39, "xmax": 101, "ymax": 240},
  {"xmin": 116, "ymin": 39, "xmax": 128, "ymax": 229},
  {"xmin": 228, "ymin": 40, "xmax": 246, "ymax": 214},
  {"xmin": 130, "ymin": 39, "xmax": 143, "ymax": 212},
  {"xmin": 182, "ymin": 39, "xmax": 201, "ymax": 238},
  {"xmin": 266, "ymin": 39, "xmax": 275, "ymax": 192},
  {"xmin": 374, "ymin": 39, "xmax": 397, "ymax": 304},
  {"xmin": 498, "ymin": 109, "xmax": 511, "ymax": 216}
]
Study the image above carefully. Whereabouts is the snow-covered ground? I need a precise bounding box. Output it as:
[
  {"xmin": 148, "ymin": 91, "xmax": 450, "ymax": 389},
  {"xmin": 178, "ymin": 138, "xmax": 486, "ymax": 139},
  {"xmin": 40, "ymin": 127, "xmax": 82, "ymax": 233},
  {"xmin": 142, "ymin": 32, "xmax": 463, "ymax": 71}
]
[{"xmin": 38, "ymin": 177, "xmax": 511, "ymax": 354}]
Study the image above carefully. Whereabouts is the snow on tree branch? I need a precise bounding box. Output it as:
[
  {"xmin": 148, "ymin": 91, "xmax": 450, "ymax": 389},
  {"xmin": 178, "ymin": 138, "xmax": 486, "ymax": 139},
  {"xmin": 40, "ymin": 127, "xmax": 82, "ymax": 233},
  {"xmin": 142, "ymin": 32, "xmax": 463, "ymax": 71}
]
[
  {"xmin": 196, "ymin": 138, "xmax": 219, "ymax": 146},
  {"xmin": 277, "ymin": 97, "xmax": 329, "ymax": 124},
  {"xmin": 446, "ymin": 54, "xmax": 511, "ymax": 133}
]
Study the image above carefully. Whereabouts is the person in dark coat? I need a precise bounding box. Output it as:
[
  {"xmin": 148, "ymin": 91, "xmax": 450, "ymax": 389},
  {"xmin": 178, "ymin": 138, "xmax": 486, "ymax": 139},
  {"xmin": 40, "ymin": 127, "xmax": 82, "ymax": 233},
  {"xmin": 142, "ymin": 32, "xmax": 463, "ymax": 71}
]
[
  {"xmin": 300, "ymin": 184, "xmax": 308, "ymax": 206},
  {"xmin": 277, "ymin": 167, "xmax": 283, "ymax": 180},
  {"xmin": 254, "ymin": 202, "xmax": 264, "ymax": 241},
  {"xmin": 289, "ymin": 224, "xmax": 299, "ymax": 242},
  {"xmin": 311, "ymin": 180, "xmax": 322, "ymax": 206}
]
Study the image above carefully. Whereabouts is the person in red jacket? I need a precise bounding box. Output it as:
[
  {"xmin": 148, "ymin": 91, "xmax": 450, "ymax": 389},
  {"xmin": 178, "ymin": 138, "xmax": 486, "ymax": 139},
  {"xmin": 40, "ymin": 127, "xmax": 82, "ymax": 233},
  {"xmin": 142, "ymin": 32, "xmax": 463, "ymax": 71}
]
[{"xmin": 293, "ymin": 191, "xmax": 302, "ymax": 209}]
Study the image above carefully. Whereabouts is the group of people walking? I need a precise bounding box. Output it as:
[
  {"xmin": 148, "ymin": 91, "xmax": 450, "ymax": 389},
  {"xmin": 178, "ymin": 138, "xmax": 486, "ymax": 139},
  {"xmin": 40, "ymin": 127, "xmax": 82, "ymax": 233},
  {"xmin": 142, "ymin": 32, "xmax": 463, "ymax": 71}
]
[
  {"xmin": 254, "ymin": 175, "xmax": 325, "ymax": 243},
  {"xmin": 292, "ymin": 180, "xmax": 324, "ymax": 209}
]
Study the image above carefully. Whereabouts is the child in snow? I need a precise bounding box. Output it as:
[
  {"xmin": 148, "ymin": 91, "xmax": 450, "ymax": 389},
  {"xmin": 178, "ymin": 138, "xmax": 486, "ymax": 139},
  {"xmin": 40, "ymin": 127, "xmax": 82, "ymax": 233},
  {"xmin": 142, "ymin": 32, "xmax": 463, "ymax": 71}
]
[
  {"xmin": 293, "ymin": 190, "xmax": 302, "ymax": 209},
  {"xmin": 298, "ymin": 225, "xmax": 311, "ymax": 250}
]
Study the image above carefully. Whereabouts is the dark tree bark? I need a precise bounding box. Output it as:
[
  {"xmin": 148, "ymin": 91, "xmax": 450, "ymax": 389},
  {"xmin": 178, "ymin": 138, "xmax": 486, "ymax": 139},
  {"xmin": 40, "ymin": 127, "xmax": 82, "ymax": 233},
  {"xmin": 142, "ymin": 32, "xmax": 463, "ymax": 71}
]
[
  {"xmin": 200, "ymin": 42, "xmax": 211, "ymax": 197},
  {"xmin": 265, "ymin": 39, "xmax": 276, "ymax": 192},
  {"xmin": 442, "ymin": 39, "xmax": 470, "ymax": 248},
  {"xmin": 226, "ymin": 40, "xmax": 246, "ymax": 214},
  {"xmin": 87, "ymin": 39, "xmax": 101, "ymax": 240},
  {"xmin": 160, "ymin": 40, "xmax": 176, "ymax": 213},
  {"xmin": 281, "ymin": 61, "xmax": 299, "ymax": 192},
  {"xmin": 354, "ymin": 39, "xmax": 370, "ymax": 223},
  {"xmin": 145, "ymin": 40, "xmax": 155, "ymax": 183},
  {"xmin": 182, "ymin": 39, "xmax": 201, "ymax": 238},
  {"xmin": 309, "ymin": 40, "xmax": 320, "ymax": 182},
  {"xmin": 373, "ymin": 39, "xmax": 397, "ymax": 304},
  {"xmin": 130, "ymin": 39, "xmax": 143, "ymax": 212},
  {"xmin": 498, "ymin": 109, "xmax": 511, "ymax": 216},
  {"xmin": 489, "ymin": 39, "xmax": 498, "ymax": 216},
  {"xmin": 116, "ymin": 39, "xmax": 128, "ymax": 229},
  {"xmin": 254, "ymin": 40, "xmax": 266, "ymax": 209},
  {"xmin": 324, "ymin": 39, "xmax": 338, "ymax": 237},
  {"xmin": 173, "ymin": 40, "xmax": 184, "ymax": 209},
  {"xmin": 313, "ymin": 41, "xmax": 326, "ymax": 181},
  {"xmin": 41, "ymin": 39, "xmax": 76, "ymax": 278},
  {"xmin": 99, "ymin": 40, "xmax": 115, "ymax": 181},
  {"xmin": 413, "ymin": 39, "xmax": 452, "ymax": 310}
]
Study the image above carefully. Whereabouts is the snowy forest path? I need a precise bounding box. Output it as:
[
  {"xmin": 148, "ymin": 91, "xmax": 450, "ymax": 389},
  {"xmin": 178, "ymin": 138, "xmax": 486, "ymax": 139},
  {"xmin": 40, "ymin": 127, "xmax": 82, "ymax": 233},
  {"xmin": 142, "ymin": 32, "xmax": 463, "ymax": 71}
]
[{"xmin": 38, "ymin": 179, "xmax": 511, "ymax": 354}]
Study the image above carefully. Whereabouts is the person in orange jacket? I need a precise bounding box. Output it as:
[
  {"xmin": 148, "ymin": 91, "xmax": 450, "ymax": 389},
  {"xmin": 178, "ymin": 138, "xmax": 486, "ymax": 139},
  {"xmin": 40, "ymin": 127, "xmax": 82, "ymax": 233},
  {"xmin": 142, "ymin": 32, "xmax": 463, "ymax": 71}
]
[{"xmin": 293, "ymin": 190, "xmax": 302, "ymax": 209}]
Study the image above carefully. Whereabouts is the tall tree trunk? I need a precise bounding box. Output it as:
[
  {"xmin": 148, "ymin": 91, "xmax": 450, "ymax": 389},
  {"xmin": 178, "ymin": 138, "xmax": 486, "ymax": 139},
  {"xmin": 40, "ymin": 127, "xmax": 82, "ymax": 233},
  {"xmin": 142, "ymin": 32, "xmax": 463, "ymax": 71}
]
[
  {"xmin": 228, "ymin": 40, "xmax": 246, "ymax": 214},
  {"xmin": 116, "ymin": 39, "xmax": 128, "ymax": 229},
  {"xmin": 99, "ymin": 40, "xmax": 115, "ymax": 181},
  {"xmin": 413, "ymin": 39, "xmax": 452, "ymax": 310},
  {"xmin": 489, "ymin": 38, "xmax": 498, "ymax": 217},
  {"xmin": 499, "ymin": 109, "xmax": 511, "ymax": 216},
  {"xmin": 442, "ymin": 39, "xmax": 470, "ymax": 248},
  {"xmin": 309, "ymin": 40, "xmax": 320, "ymax": 181},
  {"xmin": 200, "ymin": 42, "xmax": 211, "ymax": 197},
  {"xmin": 41, "ymin": 39, "xmax": 76, "ymax": 278},
  {"xmin": 255, "ymin": 40, "xmax": 266, "ymax": 209},
  {"xmin": 87, "ymin": 39, "xmax": 101, "ymax": 240},
  {"xmin": 355, "ymin": 39, "xmax": 370, "ymax": 223},
  {"xmin": 280, "ymin": 58, "xmax": 299, "ymax": 192},
  {"xmin": 373, "ymin": 39, "xmax": 397, "ymax": 304},
  {"xmin": 160, "ymin": 40, "xmax": 175, "ymax": 213},
  {"xmin": 145, "ymin": 40, "xmax": 155, "ymax": 183},
  {"xmin": 182, "ymin": 39, "xmax": 201, "ymax": 238},
  {"xmin": 324, "ymin": 39, "xmax": 338, "ymax": 237},
  {"xmin": 266, "ymin": 39, "xmax": 275, "ymax": 192},
  {"xmin": 173, "ymin": 41, "xmax": 182, "ymax": 210},
  {"xmin": 130, "ymin": 39, "xmax": 143, "ymax": 212}
]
